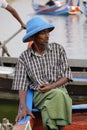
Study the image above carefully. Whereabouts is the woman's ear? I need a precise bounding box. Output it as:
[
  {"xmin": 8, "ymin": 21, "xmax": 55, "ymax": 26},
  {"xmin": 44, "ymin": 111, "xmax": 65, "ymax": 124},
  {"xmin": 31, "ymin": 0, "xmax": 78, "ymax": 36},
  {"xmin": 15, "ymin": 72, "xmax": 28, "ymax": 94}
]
[{"xmin": 27, "ymin": 41, "xmax": 34, "ymax": 48}]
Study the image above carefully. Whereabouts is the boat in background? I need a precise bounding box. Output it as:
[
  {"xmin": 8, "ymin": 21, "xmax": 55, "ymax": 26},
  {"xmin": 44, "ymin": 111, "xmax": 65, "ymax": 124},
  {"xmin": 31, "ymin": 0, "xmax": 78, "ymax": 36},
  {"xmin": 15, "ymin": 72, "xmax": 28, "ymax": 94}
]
[
  {"xmin": 83, "ymin": 0, "xmax": 87, "ymax": 17},
  {"xmin": 32, "ymin": 0, "xmax": 81, "ymax": 15}
]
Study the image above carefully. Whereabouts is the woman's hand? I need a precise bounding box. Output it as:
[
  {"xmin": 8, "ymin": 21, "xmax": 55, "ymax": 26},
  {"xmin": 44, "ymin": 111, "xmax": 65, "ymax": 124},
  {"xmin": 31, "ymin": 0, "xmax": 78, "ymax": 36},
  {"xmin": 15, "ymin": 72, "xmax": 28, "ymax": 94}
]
[
  {"xmin": 15, "ymin": 104, "xmax": 35, "ymax": 123},
  {"xmin": 38, "ymin": 83, "xmax": 54, "ymax": 93},
  {"xmin": 38, "ymin": 77, "xmax": 69, "ymax": 93},
  {"xmin": 21, "ymin": 23, "xmax": 26, "ymax": 29}
]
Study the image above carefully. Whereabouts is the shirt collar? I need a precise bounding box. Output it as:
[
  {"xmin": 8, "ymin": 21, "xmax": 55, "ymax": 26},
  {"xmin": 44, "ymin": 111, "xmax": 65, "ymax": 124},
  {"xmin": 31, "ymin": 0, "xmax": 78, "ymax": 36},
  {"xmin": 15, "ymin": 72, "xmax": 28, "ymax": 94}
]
[{"xmin": 28, "ymin": 44, "xmax": 52, "ymax": 57}]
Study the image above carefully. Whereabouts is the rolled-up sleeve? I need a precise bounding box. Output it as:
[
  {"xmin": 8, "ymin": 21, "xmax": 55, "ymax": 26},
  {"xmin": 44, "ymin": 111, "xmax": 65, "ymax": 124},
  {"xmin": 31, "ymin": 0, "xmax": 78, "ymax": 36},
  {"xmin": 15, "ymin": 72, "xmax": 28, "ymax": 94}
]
[
  {"xmin": 12, "ymin": 56, "xmax": 29, "ymax": 91},
  {"xmin": 1, "ymin": 0, "xmax": 8, "ymax": 8}
]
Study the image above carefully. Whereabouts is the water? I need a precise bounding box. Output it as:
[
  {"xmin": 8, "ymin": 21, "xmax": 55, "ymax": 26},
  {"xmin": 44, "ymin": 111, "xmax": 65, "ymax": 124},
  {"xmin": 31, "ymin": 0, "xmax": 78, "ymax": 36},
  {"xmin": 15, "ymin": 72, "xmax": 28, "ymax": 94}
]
[
  {"xmin": 0, "ymin": 99, "xmax": 18, "ymax": 124},
  {"xmin": 0, "ymin": 0, "xmax": 87, "ymax": 60}
]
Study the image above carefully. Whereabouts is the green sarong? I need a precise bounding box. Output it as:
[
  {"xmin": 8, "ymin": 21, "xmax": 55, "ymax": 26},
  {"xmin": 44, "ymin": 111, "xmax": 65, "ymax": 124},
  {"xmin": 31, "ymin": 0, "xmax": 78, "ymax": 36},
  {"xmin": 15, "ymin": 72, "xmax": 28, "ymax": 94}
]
[{"xmin": 33, "ymin": 87, "xmax": 72, "ymax": 130}]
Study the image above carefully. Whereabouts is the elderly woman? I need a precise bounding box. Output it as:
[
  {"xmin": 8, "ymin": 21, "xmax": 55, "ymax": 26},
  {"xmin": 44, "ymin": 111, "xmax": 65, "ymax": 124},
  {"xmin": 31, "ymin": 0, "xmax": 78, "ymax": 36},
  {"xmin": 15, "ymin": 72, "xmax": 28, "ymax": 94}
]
[{"xmin": 12, "ymin": 16, "xmax": 72, "ymax": 130}]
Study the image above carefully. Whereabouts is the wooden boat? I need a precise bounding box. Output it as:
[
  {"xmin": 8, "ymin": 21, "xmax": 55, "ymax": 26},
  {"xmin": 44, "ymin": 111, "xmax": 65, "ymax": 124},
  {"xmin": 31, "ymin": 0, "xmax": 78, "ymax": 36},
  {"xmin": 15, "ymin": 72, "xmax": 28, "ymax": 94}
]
[
  {"xmin": 32, "ymin": 0, "xmax": 81, "ymax": 15},
  {"xmin": 83, "ymin": 0, "xmax": 87, "ymax": 17},
  {"xmin": 0, "ymin": 57, "xmax": 87, "ymax": 100},
  {"xmin": 13, "ymin": 110, "xmax": 87, "ymax": 129},
  {"xmin": 13, "ymin": 88, "xmax": 87, "ymax": 130},
  {"xmin": 0, "ymin": 58, "xmax": 87, "ymax": 130}
]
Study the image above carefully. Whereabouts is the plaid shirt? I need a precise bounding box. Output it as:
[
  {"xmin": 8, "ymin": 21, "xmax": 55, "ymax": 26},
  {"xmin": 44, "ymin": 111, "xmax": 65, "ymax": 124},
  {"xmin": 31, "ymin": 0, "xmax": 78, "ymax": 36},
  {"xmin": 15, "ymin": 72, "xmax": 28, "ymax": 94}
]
[{"xmin": 12, "ymin": 43, "xmax": 72, "ymax": 91}]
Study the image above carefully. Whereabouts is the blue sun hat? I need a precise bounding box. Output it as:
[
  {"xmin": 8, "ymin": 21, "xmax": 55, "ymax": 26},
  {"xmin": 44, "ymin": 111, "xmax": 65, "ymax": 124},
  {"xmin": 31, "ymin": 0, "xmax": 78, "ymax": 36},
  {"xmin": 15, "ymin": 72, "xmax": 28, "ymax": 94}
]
[{"xmin": 23, "ymin": 16, "xmax": 55, "ymax": 42}]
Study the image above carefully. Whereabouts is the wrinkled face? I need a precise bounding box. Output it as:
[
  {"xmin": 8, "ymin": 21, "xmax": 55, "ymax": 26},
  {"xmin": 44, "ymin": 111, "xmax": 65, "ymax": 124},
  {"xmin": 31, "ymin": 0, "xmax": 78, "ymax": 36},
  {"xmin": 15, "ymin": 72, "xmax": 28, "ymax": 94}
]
[{"xmin": 34, "ymin": 29, "xmax": 50, "ymax": 45}]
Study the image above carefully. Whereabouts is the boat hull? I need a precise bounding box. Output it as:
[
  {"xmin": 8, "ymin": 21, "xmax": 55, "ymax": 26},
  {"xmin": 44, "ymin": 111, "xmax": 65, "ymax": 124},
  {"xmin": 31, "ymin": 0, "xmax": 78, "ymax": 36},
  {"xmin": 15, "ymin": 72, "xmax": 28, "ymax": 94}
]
[
  {"xmin": 32, "ymin": 1, "xmax": 80, "ymax": 15},
  {"xmin": 33, "ymin": 110, "xmax": 87, "ymax": 130}
]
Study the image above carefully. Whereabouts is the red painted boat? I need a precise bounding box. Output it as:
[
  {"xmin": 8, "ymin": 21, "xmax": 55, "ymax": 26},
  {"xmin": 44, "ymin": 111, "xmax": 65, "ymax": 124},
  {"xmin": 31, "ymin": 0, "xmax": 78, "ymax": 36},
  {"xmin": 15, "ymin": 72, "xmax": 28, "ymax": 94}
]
[
  {"xmin": 13, "ymin": 108, "xmax": 87, "ymax": 130},
  {"xmin": 13, "ymin": 89, "xmax": 87, "ymax": 130},
  {"xmin": 33, "ymin": 110, "xmax": 87, "ymax": 130}
]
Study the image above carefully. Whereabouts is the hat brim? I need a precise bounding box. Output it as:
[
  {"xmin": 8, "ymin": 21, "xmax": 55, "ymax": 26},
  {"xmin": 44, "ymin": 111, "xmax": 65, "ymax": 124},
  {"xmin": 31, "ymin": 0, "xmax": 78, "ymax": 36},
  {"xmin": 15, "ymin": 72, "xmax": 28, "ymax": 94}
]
[{"xmin": 23, "ymin": 24, "xmax": 54, "ymax": 43}]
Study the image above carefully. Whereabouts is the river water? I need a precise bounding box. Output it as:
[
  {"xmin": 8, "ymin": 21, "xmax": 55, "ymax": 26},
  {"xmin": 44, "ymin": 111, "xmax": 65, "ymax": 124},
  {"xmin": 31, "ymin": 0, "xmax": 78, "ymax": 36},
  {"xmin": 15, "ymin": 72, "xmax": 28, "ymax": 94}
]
[{"xmin": 0, "ymin": 0, "xmax": 87, "ymax": 60}]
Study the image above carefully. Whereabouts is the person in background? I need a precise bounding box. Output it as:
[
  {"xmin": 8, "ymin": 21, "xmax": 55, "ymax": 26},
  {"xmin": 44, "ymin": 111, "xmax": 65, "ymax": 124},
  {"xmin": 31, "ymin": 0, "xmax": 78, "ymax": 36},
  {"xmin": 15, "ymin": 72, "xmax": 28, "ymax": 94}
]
[
  {"xmin": 46, "ymin": 0, "xmax": 62, "ymax": 7},
  {"xmin": 83, "ymin": 0, "xmax": 87, "ymax": 5},
  {"xmin": 12, "ymin": 16, "xmax": 72, "ymax": 130},
  {"xmin": 45, "ymin": 0, "xmax": 55, "ymax": 6},
  {"xmin": 0, "ymin": 0, "xmax": 26, "ymax": 29},
  {"xmin": 83, "ymin": 0, "xmax": 87, "ymax": 17}
]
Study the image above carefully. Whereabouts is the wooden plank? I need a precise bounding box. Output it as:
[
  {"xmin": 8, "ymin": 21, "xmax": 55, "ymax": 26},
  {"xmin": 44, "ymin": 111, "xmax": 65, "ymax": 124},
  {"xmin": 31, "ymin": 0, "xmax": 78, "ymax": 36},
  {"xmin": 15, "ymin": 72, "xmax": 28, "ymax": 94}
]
[
  {"xmin": 0, "ymin": 91, "xmax": 18, "ymax": 100},
  {"xmin": 72, "ymin": 72, "xmax": 87, "ymax": 78},
  {"xmin": 70, "ymin": 95, "xmax": 87, "ymax": 104},
  {"xmin": 0, "ymin": 57, "xmax": 17, "ymax": 64},
  {"xmin": 0, "ymin": 66, "xmax": 14, "ymax": 79},
  {"xmin": 0, "ymin": 78, "xmax": 13, "ymax": 91},
  {"xmin": 0, "ymin": 66, "xmax": 14, "ymax": 74},
  {"xmin": 1, "ymin": 57, "xmax": 87, "ymax": 68},
  {"xmin": 0, "ymin": 66, "xmax": 87, "ymax": 80},
  {"xmin": 66, "ymin": 84, "xmax": 87, "ymax": 95},
  {"xmin": 71, "ymin": 71, "xmax": 87, "ymax": 85},
  {"xmin": 68, "ymin": 59, "xmax": 87, "ymax": 68}
]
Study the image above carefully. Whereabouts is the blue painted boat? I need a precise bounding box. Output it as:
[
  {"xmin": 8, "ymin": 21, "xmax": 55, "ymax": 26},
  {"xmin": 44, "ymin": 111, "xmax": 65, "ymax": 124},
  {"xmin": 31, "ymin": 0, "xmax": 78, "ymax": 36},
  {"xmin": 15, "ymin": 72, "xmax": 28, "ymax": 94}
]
[
  {"xmin": 32, "ymin": 0, "xmax": 81, "ymax": 15},
  {"xmin": 83, "ymin": 0, "xmax": 87, "ymax": 17}
]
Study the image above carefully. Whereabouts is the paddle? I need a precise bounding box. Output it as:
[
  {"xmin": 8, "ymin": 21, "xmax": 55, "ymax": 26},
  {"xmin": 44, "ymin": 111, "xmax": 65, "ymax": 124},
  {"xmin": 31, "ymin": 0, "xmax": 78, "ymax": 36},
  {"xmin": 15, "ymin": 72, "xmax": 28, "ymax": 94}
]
[
  {"xmin": 0, "ymin": 28, "xmax": 23, "ymax": 49},
  {"xmin": 0, "ymin": 42, "xmax": 10, "ymax": 56}
]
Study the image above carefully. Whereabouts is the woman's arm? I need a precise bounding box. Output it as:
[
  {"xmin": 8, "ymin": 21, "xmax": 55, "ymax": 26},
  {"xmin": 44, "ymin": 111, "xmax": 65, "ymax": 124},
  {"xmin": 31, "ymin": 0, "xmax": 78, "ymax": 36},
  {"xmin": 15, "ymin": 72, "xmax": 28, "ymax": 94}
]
[
  {"xmin": 15, "ymin": 90, "xmax": 35, "ymax": 122},
  {"xmin": 6, "ymin": 4, "xmax": 26, "ymax": 29},
  {"xmin": 38, "ymin": 77, "xmax": 68, "ymax": 92}
]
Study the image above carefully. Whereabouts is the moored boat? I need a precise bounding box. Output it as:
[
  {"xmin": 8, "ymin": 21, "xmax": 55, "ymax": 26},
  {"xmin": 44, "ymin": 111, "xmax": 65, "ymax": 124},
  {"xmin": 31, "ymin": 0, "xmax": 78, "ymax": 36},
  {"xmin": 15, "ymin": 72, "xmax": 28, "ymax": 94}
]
[
  {"xmin": 0, "ymin": 57, "xmax": 87, "ymax": 100},
  {"xmin": 13, "ymin": 88, "xmax": 87, "ymax": 130},
  {"xmin": 13, "ymin": 106, "xmax": 87, "ymax": 130},
  {"xmin": 0, "ymin": 57, "xmax": 87, "ymax": 130},
  {"xmin": 83, "ymin": 0, "xmax": 87, "ymax": 17},
  {"xmin": 32, "ymin": 0, "xmax": 81, "ymax": 15}
]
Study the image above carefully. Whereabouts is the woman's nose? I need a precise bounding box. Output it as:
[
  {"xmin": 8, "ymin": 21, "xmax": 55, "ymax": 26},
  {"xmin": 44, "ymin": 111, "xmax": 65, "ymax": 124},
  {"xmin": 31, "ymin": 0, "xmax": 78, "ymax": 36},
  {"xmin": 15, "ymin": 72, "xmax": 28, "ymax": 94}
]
[{"xmin": 45, "ymin": 32, "xmax": 49, "ymax": 37}]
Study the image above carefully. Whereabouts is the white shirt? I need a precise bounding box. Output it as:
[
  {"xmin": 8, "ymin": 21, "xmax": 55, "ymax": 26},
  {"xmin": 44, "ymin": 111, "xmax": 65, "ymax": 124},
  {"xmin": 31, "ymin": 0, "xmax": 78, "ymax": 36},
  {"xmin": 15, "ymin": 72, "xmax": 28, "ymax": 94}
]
[
  {"xmin": 53, "ymin": 0, "xmax": 62, "ymax": 6},
  {"xmin": 0, "ymin": 0, "xmax": 8, "ymax": 8}
]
